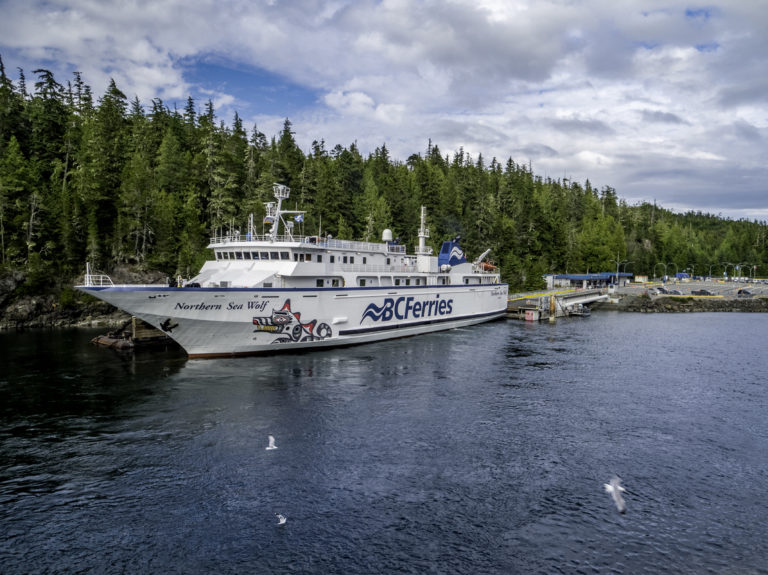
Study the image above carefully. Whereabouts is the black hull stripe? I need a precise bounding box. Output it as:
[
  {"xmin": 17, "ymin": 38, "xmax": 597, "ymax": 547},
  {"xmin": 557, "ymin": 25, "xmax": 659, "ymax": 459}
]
[
  {"xmin": 79, "ymin": 284, "xmax": 508, "ymax": 293},
  {"xmin": 338, "ymin": 309, "xmax": 506, "ymax": 336}
]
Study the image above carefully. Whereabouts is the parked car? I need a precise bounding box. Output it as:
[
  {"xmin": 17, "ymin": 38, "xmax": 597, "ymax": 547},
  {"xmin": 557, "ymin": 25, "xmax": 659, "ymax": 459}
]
[
  {"xmin": 691, "ymin": 289, "xmax": 714, "ymax": 296},
  {"xmin": 656, "ymin": 286, "xmax": 669, "ymax": 294},
  {"xmin": 667, "ymin": 289, "xmax": 683, "ymax": 295},
  {"xmin": 737, "ymin": 289, "xmax": 752, "ymax": 297}
]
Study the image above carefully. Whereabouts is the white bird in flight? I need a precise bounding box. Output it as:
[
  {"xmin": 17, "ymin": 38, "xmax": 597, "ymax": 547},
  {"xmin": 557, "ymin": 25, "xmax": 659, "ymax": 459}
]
[
  {"xmin": 266, "ymin": 435, "xmax": 277, "ymax": 450},
  {"xmin": 604, "ymin": 476, "xmax": 627, "ymax": 513},
  {"xmin": 276, "ymin": 513, "xmax": 287, "ymax": 525}
]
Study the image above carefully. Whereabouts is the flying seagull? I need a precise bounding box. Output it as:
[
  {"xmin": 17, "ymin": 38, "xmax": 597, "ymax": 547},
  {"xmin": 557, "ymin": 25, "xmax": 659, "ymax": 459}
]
[
  {"xmin": 604, "ymin": 476, "xmax": 627, "ymax": 513},
  {"xmin": 266, "ymin": 435, "xmax": 277, "ymax": 450},
  {"xmin": 276, "ymin": 513, "xmax": 287, "ymax": 525}
]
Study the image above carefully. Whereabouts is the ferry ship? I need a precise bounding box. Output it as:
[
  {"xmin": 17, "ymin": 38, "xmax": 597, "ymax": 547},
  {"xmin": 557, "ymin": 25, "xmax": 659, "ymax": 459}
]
[{"xmin": 77, "ymin": 184, "xmax": 508, "ymax": 358}]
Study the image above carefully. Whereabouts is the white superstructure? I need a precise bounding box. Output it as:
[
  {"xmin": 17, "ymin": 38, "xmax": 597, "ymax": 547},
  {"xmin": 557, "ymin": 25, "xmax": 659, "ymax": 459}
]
[{"xmin": 77, "ymin": 184, "xmax": 508, "ymax": 358}]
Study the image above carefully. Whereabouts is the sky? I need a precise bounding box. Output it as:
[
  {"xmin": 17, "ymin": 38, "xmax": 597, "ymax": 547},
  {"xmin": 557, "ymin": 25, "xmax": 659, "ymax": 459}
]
[{"xmin": 1, "ymin": 0, "xmax": 766, "ymax": 221}]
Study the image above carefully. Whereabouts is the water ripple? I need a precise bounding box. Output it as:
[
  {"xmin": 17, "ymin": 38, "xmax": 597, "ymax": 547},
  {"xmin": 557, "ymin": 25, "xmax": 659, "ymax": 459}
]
[{"xmin": 2, "ymin": 318, "xmax": 768, "ymax": 574}]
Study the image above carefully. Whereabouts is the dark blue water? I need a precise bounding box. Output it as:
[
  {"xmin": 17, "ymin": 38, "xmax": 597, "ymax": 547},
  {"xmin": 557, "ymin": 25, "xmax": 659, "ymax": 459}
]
[{"xmin": 1, "ymin": 313, "xmax": 767, "ymax": 574}]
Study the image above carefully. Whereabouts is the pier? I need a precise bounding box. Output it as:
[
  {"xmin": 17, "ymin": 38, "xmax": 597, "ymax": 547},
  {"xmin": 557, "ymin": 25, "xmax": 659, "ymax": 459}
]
[
  {"xmin": 507, "ymin": 289, "xmax": 608, "ymax": 321},
  {"xmin": 92, "ymin": 317, "xmax": 176, "ymax": 350},
  {"xmin": 507, "ymin": 278, "xmax": 768, "ymax": 320}
]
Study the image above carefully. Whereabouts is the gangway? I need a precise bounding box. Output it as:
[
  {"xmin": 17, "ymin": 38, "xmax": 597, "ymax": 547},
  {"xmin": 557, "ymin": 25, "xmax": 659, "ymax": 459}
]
[{"xmin": 507, "ymin": 289, "xmax": 607, "ymax": 321}]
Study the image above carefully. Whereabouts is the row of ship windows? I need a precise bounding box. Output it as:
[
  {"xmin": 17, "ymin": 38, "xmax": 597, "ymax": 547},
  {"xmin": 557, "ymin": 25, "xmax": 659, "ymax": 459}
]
[
  {"xmin": 311, "ymin": 277, "xmax": 451, "ymax": 287},
  {"xmin": 216, "ymin": 251, "xmax": 385, "ymax": 265},
  {"xmin": 217, "ymin": 250, "xmax": 290, "ymax": 261},
  {"xmin": 260, "ymin": 277, "xmax": 482, "ymax": 288}
]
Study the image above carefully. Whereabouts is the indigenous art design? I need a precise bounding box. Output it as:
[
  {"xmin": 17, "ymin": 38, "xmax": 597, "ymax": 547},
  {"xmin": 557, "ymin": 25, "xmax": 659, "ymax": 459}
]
[{"xmin": 253, "ymin": 299, "xmax": 333, "ymax": 344}]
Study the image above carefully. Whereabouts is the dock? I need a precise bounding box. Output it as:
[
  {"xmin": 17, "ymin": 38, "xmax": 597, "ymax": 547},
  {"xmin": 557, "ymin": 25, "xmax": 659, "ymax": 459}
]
[
  {"xmin": 92, "ymin": 317, "xmax": 176, "ymax": 350},
  {"xmin": 507, "ymin": 289, "xmax": 608, "ymax": 321}
]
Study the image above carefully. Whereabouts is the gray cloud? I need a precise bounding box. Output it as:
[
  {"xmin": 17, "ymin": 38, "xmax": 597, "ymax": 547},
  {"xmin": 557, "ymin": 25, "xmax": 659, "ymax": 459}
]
[
  {"xmin": 549, "ymin": 118, "xmax": 615, "ymax": 135},
  {"xmin": 518, "ymin": 144, "xmax": 559, "ymax": 160},
  {"xmin": 640, "ymin": 110, "xmax": 687, "ymax": 124},
  {"xmin": 1, "ymin": 0, "xmax": 767, "ymax": 220},
  {"xmin": 717, "ymin": 81, "xmax": 768, "ymax": 109}
]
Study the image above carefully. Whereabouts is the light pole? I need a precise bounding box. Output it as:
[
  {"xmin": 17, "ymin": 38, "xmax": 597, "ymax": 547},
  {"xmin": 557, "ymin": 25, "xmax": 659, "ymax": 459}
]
[
  {"xmin": 654, "ymin": 262, "xmax": 668, "ymax": 281},
  {"xmin": 611, "ymin": 252, "xmax": 626, "ymax": 288},
  {"xmin": 739, "ymin": 263, "xmax": 750, "ymax": 282},
  {"xmin": 621, "ymin": 261, "xmax": 633, "ymax": 284},
  {"xmin": 722, "ymin": 262, "xmax": 734, "ymax": 280},
  {"xmin": 668, "ymin": 262, "xmax": 678, "ymax": 278}
]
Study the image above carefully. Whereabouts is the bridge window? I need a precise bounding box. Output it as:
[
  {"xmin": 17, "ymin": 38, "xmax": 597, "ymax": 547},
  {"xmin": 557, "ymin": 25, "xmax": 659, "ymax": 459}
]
[
  {"xmin": 243, "ymin": 252, "xmax": 251, "ymax": 260},
  {"xmin": 260, "ymin": 252, "xmax": 269, "ymax": 260},
  {"xmin": 330, "ymin": 255, "xmax": 335, "ymax": 263},
  {"xmin": 280, "ymin": 252, "xmax": 289, "ymax": 260},
  {"xmin": 316, "ymin": 254, "xmax": 322, "ymax": 262},
  {"xmin": 316, "ymin": 279, "xmax": 324, "ymax": 287},
  {"xmin": 251, "ymin": 252, "xmax": 259, "ymax": 260},
  {"xmin": 306, "ymin": 254, "xmax": 312, "ymax": 262},
  {"xmin": 343, "ymin": 256, "xmax": 348, "ymax": 264},
  {"xmin": 270, "ymin": 252, "xmax": 279, "ymax": 260},
  {"xmin": 350, "ymin": 256, "xmax": 355, "ymax": 264},
  {"xmin": 359, "ymin": 279, "xmax": 366, "ymax": 287},
  {"xmin": 235, "ymin": 251, "xmax": 243, "ymax": 260}
]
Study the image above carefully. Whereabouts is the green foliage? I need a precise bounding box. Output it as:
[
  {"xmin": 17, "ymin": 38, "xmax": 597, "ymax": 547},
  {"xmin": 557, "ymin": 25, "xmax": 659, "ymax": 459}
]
[
  {"xmin": 0, "ymin": 60, "xmax": 766, "ymax": 295},
  {"xmin": 21, "ymin": 252, "xmax": 50, "ymax": 294},
  {"xmin": 58, "ymin": 286, "xmax": 79, "ymax": 309}
]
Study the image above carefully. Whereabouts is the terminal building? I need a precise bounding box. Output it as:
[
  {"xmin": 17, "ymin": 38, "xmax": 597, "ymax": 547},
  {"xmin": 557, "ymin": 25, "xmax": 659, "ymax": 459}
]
[{"xmin": 544, "ymin": 272, "xmax": 633, "ymax": 290}]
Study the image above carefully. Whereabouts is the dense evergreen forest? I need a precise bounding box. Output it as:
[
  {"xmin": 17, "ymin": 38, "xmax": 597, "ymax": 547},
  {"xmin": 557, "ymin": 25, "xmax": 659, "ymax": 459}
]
[{"xmin": 1, "ymin": 59, "xmax": 767, "ymax": 302}]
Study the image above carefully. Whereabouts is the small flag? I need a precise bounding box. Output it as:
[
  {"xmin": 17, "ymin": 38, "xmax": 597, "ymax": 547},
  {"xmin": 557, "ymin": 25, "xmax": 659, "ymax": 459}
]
[
  {"xmin": 263, "ymin": 216, "xmax": 275, "ymax": 224},
  {"xmin": 294, "ymin": 214, "xmax": 304, "ymax": 223}
]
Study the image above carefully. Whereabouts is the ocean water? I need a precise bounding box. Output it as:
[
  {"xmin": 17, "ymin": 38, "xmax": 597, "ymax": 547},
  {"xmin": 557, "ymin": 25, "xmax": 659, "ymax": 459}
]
[{"xmin": 1, "ymin": 313, "xmax": 767, "ymax": 574}]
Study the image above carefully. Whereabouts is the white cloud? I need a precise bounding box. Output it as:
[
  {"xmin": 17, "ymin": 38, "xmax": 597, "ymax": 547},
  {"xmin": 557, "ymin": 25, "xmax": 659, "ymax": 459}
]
[
  {"xmin": 1, "ymin": 0, "xmax": 767, "ymax": 219},
  {"xmin": 324, "ymin": 90, "xmax": 375, "ymax": 116},
  {"xmin": 576, "ymin": 150, "xmax": 615, "ymax": 167}
]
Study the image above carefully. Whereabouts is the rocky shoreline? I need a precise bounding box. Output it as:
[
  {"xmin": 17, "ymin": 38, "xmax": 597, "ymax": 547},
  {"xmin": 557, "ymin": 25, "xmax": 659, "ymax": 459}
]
[
  {"xmin": 0, "ymin": 266, "xmax": 161, "ymax": 330},
  {"xmin": 0, "ymin": 293, "xmax": 130, "ymax": 330},
  {"xmin": 601, "ymin": 294, "xmax": 768, "ymax": 313}
]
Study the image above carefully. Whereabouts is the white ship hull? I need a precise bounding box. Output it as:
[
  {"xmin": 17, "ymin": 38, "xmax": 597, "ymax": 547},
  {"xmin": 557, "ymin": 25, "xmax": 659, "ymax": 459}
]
[{"xmin": 78, "ymin": 283, "xmax": 508, "ymax": 358}]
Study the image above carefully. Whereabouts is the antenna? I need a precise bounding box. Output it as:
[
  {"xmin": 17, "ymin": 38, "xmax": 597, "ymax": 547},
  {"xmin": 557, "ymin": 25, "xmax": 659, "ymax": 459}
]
[
  {"xmin": 416, "ymin": 206, "xmax": 432, "ymax": 255},
  {"xmin": 266, "ymin": 183, "xmax": 291, "ymax": 240}
]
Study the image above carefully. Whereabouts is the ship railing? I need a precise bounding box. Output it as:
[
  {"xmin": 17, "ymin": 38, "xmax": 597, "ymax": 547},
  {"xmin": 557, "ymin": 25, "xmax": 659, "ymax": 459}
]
[
  {"xmin": 339, "ymin": 264, "xmax": 418, "ymax": 274},
  {"xmin": 472, "ymin": 263, "xmax": 501, "ymax": 275},
  {"xmin": 83, "ymin": 273, "xmax": 114, "ymax": 287},
  {"xmin": 209, "ymin": 233, "xmax": 406, "ymax": 254}
]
